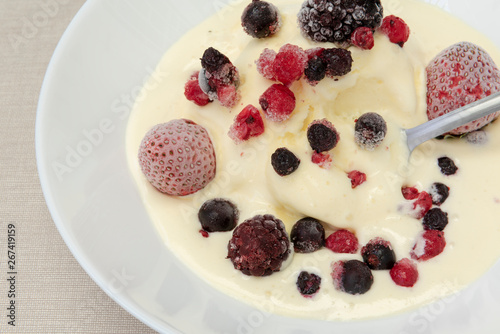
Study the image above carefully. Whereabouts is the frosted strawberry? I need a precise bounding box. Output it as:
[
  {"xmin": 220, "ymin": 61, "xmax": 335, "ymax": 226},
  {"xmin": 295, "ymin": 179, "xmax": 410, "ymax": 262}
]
[
  {"xmin": 138, "ymin": 119, "xmax": 216, "ymax": 196},
  {"xmin": 426, "ymin": 42, "xmax": 500, "ymax": 135}
]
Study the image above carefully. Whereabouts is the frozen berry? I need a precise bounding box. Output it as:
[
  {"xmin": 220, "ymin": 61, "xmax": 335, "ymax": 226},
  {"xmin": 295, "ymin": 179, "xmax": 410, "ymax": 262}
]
[
  {"xmin": 138, "ymin": 119, "xmax": 216, "ymax": 196},
  {"xmin": 272, "ymin": 44, "xmax": 308, "ymax": 86},
  {"xmin": 410, "ymin": 230, "xmax": 446, "ymax": 261},
  {"xmin": 241, "ymin": 0, "xmax": 281, "ymax": 39},
  {"xmin": 361, "ymin": 237, "xmax": 396, "ymax": 270},
  {"xmin": 311, "ymin": 151, "xmax": 332, "ymax": 169},
  {"xmin": 401, "ymin": 186, "xmax": 419, "ymax": 200},
  {"xmin": 184, "ymin": 72, "xmax": 212, "ymax": 106},
  {"xmin": 271, "ymin": 147, "xmax": 300, "ymax": 176},
  {"xmin": 255, "ymin": 48, "xmax": 277, "ymax": 80},
  {"xmin": 198, "ymin": 199, "xmax": 239, "ymax": 232},
  {"xmin": 304, "ymin": 56, "xmax": 327, "ymax": 85},
  {"xmin": 228, "ymin": 105, "xmax": 265, "ymax": 143},
  {"xmin": 438, "ymin": 156, "xmax": 458, "ymax": 176},
  {"xmin": 321, "ymin": 48, "xmax": 353, "ymax": 77},
  {"xmin": 351, "ymin": 26, "xmax": 374, "ymax": 50},
  {"xmin": 429, "ymin": 182, "xmax": 450, "ymax": 206},
  {"xmin": 354, "ymin": 112, "xmax": 387, "ymax": 150},
  {"xmin": 411, "ymin": 191, "xmax": 433, "ymax": 219},
  {"xmin": 290, "ymin": 217, "xmax": 325, "ymax": 253},
  {"xmin": 201, "ymin": 47, "xmax": 240, "ymax": 108},
  {"xmin": 466, "ymin": 130, "xmax": 488, "ymax": 145},
  {"xmin": 227, "ymin": 214, "xmax": 290, "ymax": 276},
  {"xmin": 379, "ymin": 15, "xmax": 410, "ymax": 47},
  {"xmin": 307, "ymin": 119, "xmax": 339, "ymax": 153},
  {"xmin": 390, "ymin": 258, "xmax": 418, "ymax": 287},
  {"xmin": 422, "ymin": 208, "xmax": 448, "ymax": 231},
  {"xmin": 325, "ymin": 229, "xmax": 359, "ymax": 254},
  {"xmin": 332, "ymin": 260, "xmax": 373, "ymax": 295},
  {"xmin": 296, "ymin": 271, "xmax": 322, "ymax": 296},
  {"xmin": 347, "ymin": 170, "xmax": 367, "ymax": 188},
  {"xmin": 298, "ymin": 0, "xmax": 383, "ymax": 44},
  {"xmin": 259, "ymin": 84, "xmax": 296, "ymax": 122}
]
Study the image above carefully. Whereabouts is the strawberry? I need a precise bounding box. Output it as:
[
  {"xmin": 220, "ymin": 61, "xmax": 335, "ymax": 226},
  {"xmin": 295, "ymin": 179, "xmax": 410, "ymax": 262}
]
[
  {"xmin": 426, "ymin": 42, "xmax": 500, "ymax": 135},
  {"xmin": 138, "ymin": 119, "xmax": 216, "ymax": 196}
]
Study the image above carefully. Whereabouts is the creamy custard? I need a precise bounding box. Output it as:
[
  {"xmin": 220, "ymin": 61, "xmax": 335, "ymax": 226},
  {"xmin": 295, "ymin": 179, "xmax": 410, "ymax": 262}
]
[{"xmin": 126, "ymin": 0, "xmax": 500, "ymax": 320}]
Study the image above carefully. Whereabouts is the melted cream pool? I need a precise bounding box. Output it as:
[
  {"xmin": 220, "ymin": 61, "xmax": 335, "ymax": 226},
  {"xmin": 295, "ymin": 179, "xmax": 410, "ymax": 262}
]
[{"xmin": 126, "ymin": 0, "xmax": 500, "ymax": 320}]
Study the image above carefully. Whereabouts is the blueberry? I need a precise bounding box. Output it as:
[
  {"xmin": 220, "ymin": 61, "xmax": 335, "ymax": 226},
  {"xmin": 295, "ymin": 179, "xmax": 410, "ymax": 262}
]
[
  {"xmin": 333, "ymin": 260, "xmax": 373, "ymax": 295},
  {"xmin": 361, "ymin": 238, "xmax": 396, "ymax": 270},
  {"xmin": 422, "ymin": 208, "xmax": 448, "ymax": 231},
  {"xmin": 290, "ymin": 217, "xmax": 325, "ymax": 253},
  {"xmin": 355, "ymin": 112, "xmax": 387, "ymax": 150},
  {"xmin": 241, "ymin": 0, "xmax": 281, "ymax": 39},
  {"xmin": 429, "ymin": 182, "xmax": 449, "ymax": 205},
  {"xmin": 271, "ymin": 147, "xmax": 300, "ymax": 176},
  {"xmin": 437, "ymin": 157, "xmax": 458, "ymax": 175},
  {"xmin": 296, "ymin": 271, "xmax": 321, "ymax": 296},
  {"xmin": 307, "ymin": 119, "xmax": 339, "ymax": 153},
  {"xmin": 198, "ymin": 198, "xmax": 239, "ymax": 232},
  {"xmin": 305, "ymin": 56, "xmax": 326, "ymax": 83}
]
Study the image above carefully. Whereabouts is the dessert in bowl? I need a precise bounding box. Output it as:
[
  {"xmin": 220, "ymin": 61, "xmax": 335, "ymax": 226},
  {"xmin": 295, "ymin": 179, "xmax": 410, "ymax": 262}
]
[{"xmin": 126, "ymin": 0, "xmax": 500, "ymax": 322}]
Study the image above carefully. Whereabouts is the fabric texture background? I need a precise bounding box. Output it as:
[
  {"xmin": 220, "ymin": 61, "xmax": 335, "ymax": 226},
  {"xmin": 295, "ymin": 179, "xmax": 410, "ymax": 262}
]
[{"xmin": 0, "ymin": 1, "xmax": 158, "ymax": 333}]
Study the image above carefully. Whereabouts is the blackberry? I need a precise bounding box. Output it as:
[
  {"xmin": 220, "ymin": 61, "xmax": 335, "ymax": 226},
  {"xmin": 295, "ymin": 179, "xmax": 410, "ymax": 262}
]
[
  {"xmin": 298, "ymin": 0, "xmax": 383, "ymax": 44},
  {"xmin": 305, "ymin": 56, "xmax": 327, "ymax": 84},
  {"xmin": 297, "ymin": 271, "xmax": 322, "ymax": 296},
  {"xmin": 290, "ymin": 217, "xmax": 325, "ymax": 253},
  {"xmin": 242, "ymin": 0, "xmax": 281, "ymax": 39},
  {"xmin": 429, "ymin": 182, "xmax": 449, "ymax": 206},
  {"xmin": 321, "ymin": 48, "xmax": 353, "ymax": 77},
  {"xmin": 227, "ymin": 214, "xmax": 290, "ymax": 276},
  {"xmin": 437, "ymin": 156, "xmax": 458, "ymax": 176},
  {"xmin": 198, "ymin": 198, "xmax": 239, "ymax": 232},
  {"xmin": 271, "ymin": 147, "xmax": 301, "ymax": 176},
  {"xmin": 201, "ymin": 47, "xmax": 230, "ymax": 74},
  {"xmin": 307, "ymin": 119, "xmax": 339, "ymax": 153},
  {"xmin": 422, "ymin": 208, "xmax": 448, "ymax": 231},
  {"xmin": 354, "ymin": 112, "xmax": 387, "ymax": 150},
  {"xmin": 361, "ymin": 238, "xmax": 396, "ymax": 270},
  {"xmin": 332, "ymin": 259, "xmax": 373, "ymax": 295}
]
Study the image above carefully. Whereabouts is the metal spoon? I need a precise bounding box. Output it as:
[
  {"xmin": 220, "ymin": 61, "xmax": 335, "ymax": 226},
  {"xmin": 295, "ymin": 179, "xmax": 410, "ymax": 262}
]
[{"xmin": 406, "ymin": 92, "xmax": 500, "ymax": 153}]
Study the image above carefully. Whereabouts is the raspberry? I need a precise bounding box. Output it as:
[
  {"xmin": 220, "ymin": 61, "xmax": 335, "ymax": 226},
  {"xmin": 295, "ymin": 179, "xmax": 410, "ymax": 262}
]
[
  {"xmin": 429, "ymin": 182, "xmax": 449, "ymax": 206},
  {"xmin": 259, "ymin": 84, "xmax": 296, "ymax": 122},
  {"xmin": 401, "ymin": 186, "xmax": 419, "ymax": 200},
  {"xmin": 138, "ymin": 119, "xmax": 216, "ymax": 196},
  {"xmin": 422, "ymin": 208, "xmax": 448, "ymax": 231},
  {"xmin": 271, "ymin": 147, "xmax": 301, "ymax": 176},
  {"xmin": 290, "ymin": 217, "xmax": 325, "ymax": 253},
  {"xmin": 228, "ymin": 105, "xmax": 265, "ymax": 143},
  {"xmin": 304, "ymin": 56, "xmax": 327, "ymax": 85},
  {"xmin": 351, "ymin": 26, "xmax": 374, "ymax": 50},
  {"xmin": 411, "ymin": 191, "xmax": 433, "ymax": 219},
  {"xmin": 354, "ymin": 112, "xmax": 387, "ymax": 150},
  {"xmin": 426, "ymin": 42, "xmax": 500, "ymax": 135},
  {"xmin": 201, "ymin": 47, "xmax": 240, "ymax": 108},
  {"xmin": 390, "ymin": 258, "xmax": 418, "ymax": 287},
  {"xmin": 347, "ymin": 170, "xmax": 367, "ymax": 188},
  {"xmin": 255, "ymin": 48, "xmax": 277, "ymax": 80},
  {"xmin": 410, "ymin": 230, "xmax": 446, "ymax": 261},
  {"xmin": 298, "ymin": 0, "xmax": 383, "ymax": 44},
  {"xmin": 184, "ymin": 72, "xmax": 212, "ymax": 106},
  {"xmin": 321, "ymin": 48, "xmax": 353, "ymax": 77},
  {"xmin": 227, "ymin": 214, "xmax": 291, "ymax": 276},
  {"xmin": 307, "ymin": 119, "xmax": 339, "ymax": 153},
  {"xmin": 273, "ymin": 44, "xmax": 308, "ymax": 86},
  {"xmin": 332, "ymin": 260, "xmax": 373, "ymax": 295},
  {"xmin": 361, "ymin": 237, "xmax": 396, "ymax": 270},
  {"xmin": 379, "ymin": 15, "xmax": 410, "ymax": 47},
  {"xmin": 241, "ymin": 0, "xmax": 281, "ymax": 39},
  {"xmin": 438, "ymin": 156, "xmax": 458, "ymax": 176},
  {"xmin": 296, "ymin": 271, "xmax": 322, "ymax": 296},
  {"xmin": 325, "ymin": 229, "xmax": 359, "ymax": 254},
  {"xmin": 311, "ymin": 151, "xmax": 332, "ymax": 169},
  {"xmin": 198, "ymin": 198, "xmax": 239, "ymax": 233}
]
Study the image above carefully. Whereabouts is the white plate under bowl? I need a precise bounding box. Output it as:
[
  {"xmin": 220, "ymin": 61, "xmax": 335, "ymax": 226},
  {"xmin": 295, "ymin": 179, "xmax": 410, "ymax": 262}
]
[{"xmin": 36, "ymin": 0, "xmax": 500, "ymax": 333}]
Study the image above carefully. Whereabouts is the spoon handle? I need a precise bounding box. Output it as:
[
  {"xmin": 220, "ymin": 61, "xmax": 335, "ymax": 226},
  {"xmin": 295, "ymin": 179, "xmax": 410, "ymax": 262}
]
[{"xmin": 406, "ymin": 92, "xmax": 500, "ymax": 152}]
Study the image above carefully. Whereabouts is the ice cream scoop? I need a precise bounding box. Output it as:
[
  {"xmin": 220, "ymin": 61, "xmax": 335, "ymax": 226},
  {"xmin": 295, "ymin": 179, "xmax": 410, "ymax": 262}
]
[{"xmin": 406, "ymin": 92, "xmax": 500, "ymax": 152}]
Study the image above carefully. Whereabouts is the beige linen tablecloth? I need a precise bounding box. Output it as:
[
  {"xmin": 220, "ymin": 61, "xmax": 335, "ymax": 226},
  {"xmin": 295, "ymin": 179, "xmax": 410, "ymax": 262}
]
[{"xmin": 0, "ymin": 1, "xmax": 158, "ymax": 333}]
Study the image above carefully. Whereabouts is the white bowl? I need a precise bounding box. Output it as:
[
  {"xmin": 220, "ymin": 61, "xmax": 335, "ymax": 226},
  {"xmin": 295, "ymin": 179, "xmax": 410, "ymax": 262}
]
[{"xmin": 36, "ymin": 0, "xmax": 500, "ymax": 333}]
